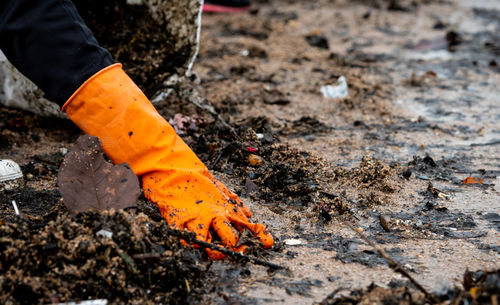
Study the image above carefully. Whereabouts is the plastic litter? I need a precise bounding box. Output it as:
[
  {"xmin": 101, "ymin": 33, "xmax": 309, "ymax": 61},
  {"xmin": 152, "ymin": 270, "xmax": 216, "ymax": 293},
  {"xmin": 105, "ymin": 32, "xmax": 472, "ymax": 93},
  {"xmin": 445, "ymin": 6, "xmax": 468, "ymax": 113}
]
[
  {"xmin": 0, "ymin": 159, "xmax": 23, "ymax": 182},
  {"xmin": 284, "ymin": 239, "xmax": 303, "ymax": 246},
  {"xmin": 96, "ymin": 229, "xmax": 113, "ymax": 239},
  {"xmin": 12, "ymin": 200, "xmax": 19, "ymax": 215},
  {"xmin": 320, "ymin": 76, "xmax": 348, "ymax": 99}
]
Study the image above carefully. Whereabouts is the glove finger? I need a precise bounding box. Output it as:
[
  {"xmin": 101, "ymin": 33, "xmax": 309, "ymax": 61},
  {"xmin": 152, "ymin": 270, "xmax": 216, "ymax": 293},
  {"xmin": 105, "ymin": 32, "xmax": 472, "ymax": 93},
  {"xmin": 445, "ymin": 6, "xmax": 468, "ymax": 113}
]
[
  {"xmin": 228, "ymin": 202, "xmax": 252, "ymax": 221},
  {"xmin": 205, "ymin": 231, "xmax": 227, "ymax": 259},
  {"xmin": 212, "ymin": 216, "xmax": 240, "ymax": 248},
  {"xmin": 233, "ymin": 244, "xmax": 247, "ymax": 254},
  {"xmin": 227, "ymin": 216, "xmax": 274, "ymax": 249},
  {"xmin": 162, "ymin": 213, "xmax": 197, "ymax": 247},
  {"xmin": 215, "ymin": 180, "xmax": 252, "ymax": 218},
  {"xmin": 186, "ymin": 219, "xmax": 211, "ymax": 242}
]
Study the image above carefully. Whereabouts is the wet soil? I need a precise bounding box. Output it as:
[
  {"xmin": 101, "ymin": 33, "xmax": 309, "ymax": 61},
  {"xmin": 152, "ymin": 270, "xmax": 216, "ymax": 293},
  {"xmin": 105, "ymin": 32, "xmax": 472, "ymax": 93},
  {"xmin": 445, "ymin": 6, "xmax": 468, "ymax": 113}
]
[
  {"xmin": 1, "ymin": 0, "xmax": 499, "ymax": 304},
  {"xmin": 72, "ymin": 0, "xmax": 195, "ymax": 98}
]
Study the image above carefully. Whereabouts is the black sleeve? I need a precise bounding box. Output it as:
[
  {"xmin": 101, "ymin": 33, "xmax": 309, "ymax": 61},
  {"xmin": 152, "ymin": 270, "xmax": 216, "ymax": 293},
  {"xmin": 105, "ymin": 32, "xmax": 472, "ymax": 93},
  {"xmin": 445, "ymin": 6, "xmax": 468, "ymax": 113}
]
[{"xmin": 0, "ymin": 0, "xmax": 114, "ymax": 106}]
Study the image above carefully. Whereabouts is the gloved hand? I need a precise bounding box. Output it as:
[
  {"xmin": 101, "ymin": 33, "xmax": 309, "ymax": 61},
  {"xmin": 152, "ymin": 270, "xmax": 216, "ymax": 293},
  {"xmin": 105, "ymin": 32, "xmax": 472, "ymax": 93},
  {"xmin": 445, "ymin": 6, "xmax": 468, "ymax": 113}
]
[{"xmin": 62, "ymin": 64, "xmax": 273, "ymax": 258}]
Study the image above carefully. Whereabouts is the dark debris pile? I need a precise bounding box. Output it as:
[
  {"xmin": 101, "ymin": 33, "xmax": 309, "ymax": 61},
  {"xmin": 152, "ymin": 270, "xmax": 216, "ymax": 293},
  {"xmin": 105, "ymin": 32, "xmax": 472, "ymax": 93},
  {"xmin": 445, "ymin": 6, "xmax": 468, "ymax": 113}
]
[
  {"xmin": 0, "ymin": 209, "xmax": 209, "ymax": 305},
  {"xmin": 173, "ymin": 115, "xmax": 334, "ymax": 210},
  {"xmin": 73, "ymin": 0, "xmax": 191, "ymax": 98}
]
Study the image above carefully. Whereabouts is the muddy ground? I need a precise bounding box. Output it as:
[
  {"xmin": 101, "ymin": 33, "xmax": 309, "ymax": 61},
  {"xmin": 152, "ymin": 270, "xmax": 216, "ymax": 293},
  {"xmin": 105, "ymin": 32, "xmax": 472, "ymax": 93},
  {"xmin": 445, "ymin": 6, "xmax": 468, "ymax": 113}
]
[{"xmin": 1, "ymin": 0, "xmax": 499, "ymax": 304}]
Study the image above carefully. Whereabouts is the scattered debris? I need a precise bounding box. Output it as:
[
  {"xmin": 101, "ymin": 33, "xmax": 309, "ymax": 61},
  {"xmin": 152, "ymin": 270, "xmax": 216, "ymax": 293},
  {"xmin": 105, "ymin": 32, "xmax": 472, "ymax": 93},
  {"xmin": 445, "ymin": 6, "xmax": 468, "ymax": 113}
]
[
  {"xmin": 1, "ymin": 0, "xmax": 499, "ymax": 303},
  {"xmin": 58, "ymin": 135, "xmax": 140, "ymax": 215},
  {"xmin": 168, "ymin": 113, "xmax": 206, "ymax": 135},
  {"xmin": 320, "ymin": 76, "xmax": 349, "ymax": 99},
  {"xmin": 342, "ymin": 221, "xmax": 440, "ymax": 303}
]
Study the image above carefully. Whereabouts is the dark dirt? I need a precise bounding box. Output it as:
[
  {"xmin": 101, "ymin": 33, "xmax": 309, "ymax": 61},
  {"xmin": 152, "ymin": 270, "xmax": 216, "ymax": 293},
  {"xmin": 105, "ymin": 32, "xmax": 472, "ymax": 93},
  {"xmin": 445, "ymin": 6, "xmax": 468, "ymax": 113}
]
[
  {"xmin": 317, "ymin": 269, "xmax": 500, "ymax": 305},
  {"xmin": 73, "ymin": 0, "xmax": 195, "ymax": 98},
  {"xmin": 1, "ymin": 0, "xmax": 499, "ymax": 304},
  {"xmin": 0, "ymin": 208, "xmax": 210, "ymax": 305}
]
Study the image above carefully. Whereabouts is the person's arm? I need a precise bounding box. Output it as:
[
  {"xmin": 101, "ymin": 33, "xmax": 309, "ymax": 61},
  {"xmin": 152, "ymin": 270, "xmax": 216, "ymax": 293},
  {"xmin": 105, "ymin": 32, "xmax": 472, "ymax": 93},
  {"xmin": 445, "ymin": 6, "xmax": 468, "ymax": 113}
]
[
  {"xmin": 0, "ymin": 0, "xmax": 273, "ymax": 257},
  {"xmin": 0, "ymin": 0, "xmax": 113, "ymax": 106}
]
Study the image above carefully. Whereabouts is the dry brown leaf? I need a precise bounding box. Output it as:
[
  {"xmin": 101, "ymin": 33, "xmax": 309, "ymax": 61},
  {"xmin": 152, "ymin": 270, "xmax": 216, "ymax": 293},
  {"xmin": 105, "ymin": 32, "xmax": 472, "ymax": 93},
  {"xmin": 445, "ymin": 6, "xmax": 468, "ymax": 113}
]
[
  {"xmin": 463, "ymin": 177, "xmax": 484, "ymax": 184},
  {"xmin": 58, "ymin": 135, "xmax": 140, "ymax": 215}
]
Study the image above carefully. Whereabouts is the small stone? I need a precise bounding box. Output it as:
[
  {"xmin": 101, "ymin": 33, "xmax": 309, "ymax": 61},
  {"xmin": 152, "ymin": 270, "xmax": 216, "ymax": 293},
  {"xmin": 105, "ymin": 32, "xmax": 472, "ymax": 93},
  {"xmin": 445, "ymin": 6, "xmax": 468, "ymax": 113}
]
[
  {"xmin": 248, "ymin": 154, "xmax": 263, "ymax": 166},
  {"xmin": 305, "ymin": 135, "xmax": 315, "ymax": 141},
  {"xmin": 379, "ymin": 215, "xmax": 391, "ymax": 232}
]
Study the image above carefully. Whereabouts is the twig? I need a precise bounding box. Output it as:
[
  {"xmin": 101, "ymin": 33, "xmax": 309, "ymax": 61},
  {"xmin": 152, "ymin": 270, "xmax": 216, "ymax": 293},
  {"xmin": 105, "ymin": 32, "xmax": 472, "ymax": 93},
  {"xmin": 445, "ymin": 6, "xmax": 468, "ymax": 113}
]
[
  {"xmin": 342, "ymin": 220, "xmax": 440, "ymax": 304},
  {"xmin": 132, "ymin": 252, "xmax": 162, "ymax": 260},
  {"xmin": 166, "ymin": 227, "xmax": 287, "ymax": 271},
  {"xmin": 117, "ymin": 249, "xmax": 139, "ymax": 274},
  {"xmin": 184, "ymin": 88, "xmax": 238, "ymax": 137}
]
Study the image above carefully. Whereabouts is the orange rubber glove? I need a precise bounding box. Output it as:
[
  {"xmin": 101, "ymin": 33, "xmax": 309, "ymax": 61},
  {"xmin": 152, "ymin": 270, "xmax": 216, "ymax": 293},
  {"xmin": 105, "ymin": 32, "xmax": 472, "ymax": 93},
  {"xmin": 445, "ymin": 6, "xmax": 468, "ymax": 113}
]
[{"xmin": 62, "ymin": 64, "xmax": 273, "ymax": 258}]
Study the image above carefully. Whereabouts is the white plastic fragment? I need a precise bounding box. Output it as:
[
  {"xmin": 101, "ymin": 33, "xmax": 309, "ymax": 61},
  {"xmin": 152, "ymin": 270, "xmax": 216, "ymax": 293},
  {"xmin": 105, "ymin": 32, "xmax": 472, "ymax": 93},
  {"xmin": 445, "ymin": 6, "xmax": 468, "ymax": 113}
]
[
  {"xmin": 96, "ymin": 229, "xmax": 113, "ymax": 239},
  {"xmin": 404, "ymin": 263, "xmax": 415, "ymax": 272},
  {"xmin": 284, "ymin": 239, "xmax": 303, "ymax": 246},
  {"xmin": 0, "ymin": 159, "xmax": 23, "ymax": 182},
  {"xmin": 437, "ymin": 192, "xmax": 451, "ymax": 201},
  {"xmin": 320, "ymin": 76, "xmax": 348, "ymax": 99},
  {"xmin": 12, "ymin": 200, "xmax": 19, "ymax": 215},
  {"xmin": 50, "ymin": 300, "xmax": 108, "ymax": 305},
  {"xmin": 60, "ymin": 147, "xmax": 69, "ymax": 155}
]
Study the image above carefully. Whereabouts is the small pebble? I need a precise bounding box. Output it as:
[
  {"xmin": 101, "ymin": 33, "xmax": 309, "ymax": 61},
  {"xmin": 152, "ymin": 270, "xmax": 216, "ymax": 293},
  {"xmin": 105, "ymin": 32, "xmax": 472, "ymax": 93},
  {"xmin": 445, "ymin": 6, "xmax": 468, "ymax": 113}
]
[
  {"xmin": 305, "ymin": 135, "xmax": 315, "ymax": 141},
  {"xmin": 379, "ymin": 214, "xmax": 391, "ymax": 232},
  {"xmin": 248, "ymin": 154, "xmax": 263, "ymax": 166}
]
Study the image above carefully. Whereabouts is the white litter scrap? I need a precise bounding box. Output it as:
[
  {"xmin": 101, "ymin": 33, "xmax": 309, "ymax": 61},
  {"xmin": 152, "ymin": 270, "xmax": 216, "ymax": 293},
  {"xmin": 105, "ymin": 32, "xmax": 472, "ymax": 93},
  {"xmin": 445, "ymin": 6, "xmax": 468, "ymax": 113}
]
[
  {"xmin": 437, "ymin": 192, "xmax": 451, "ymax": 201},
  {"xmin": 284, "ymin": 238, "xmax": 304, "ymax": 246},
  {"xmin": 50, "ymin": 300, "xmax": 108, "ymax": 305},
  {"xmin": 12, "ymin": 200, "xmax": 19, "ymax": 215},
  {"xmin": 96, "ymin": 229, "xmax": 113, "ymax": 239},
  {"xmin": 320, "ymin": 76, "xmax": 349, "ymax": 99},
  {"xmin": 0, "ymin": 159, "xmax": 23, "ymax": 182}
]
